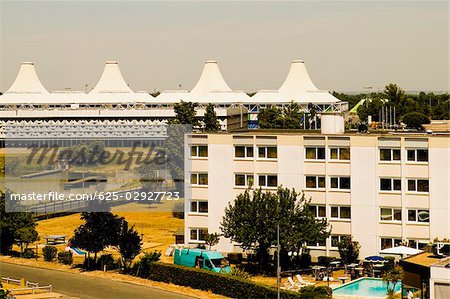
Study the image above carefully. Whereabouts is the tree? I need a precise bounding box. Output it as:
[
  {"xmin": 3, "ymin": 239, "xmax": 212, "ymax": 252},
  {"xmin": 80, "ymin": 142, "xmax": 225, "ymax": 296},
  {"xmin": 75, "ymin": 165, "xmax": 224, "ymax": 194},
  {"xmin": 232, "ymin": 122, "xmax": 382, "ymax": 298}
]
[
  {"xmin": 70, "ymin": 212, "xmax": 123, "ymax": 264},
  {"xmin": 203, "ymin": 104, "xmax": 221, "ymax": 132},
  {"xmin": 382, "ymin": 266, "xmax": 403, "ymax": 299},
  {"xmin": 281, "ymin": 102, "xmax": 303, "ymax": 129},
  {"xmin": 337, "ymin": 236, "xmax": 360, "ymax": 265},
  {"xmin": 171, "ymin": 101, "xmax": 199, "ymax": 127},
  {"xmin": 432, "ymin": 99, "xmax": 450, "ymax": 120},
  {"xmin": 15, "ymin": 227, "xmax": 39, "ymax": 257},
  {"xmin": 258, "ymin": 106, "xmax": 283, "ymax": 128},
  {"xmin": 0, "ymin": 191, "xmax": 38, "ymax": 254},
  {"xmin": 115, "ymin": 220, "xmax": 142, "ymax": 272},
  {"xmin": 0, "ymin": 282, "xmax": 10, "ymax": 299},
  {"xmin": 401, "ymin": 112, "xmax": 430, "ymax": 130},
  {"xmin": 221, "ymin": 187, "xmax": 330, "ymax": 271},
  {"xmin": 204, "ymin": 233, "xmax": 220, "ymax": 250}
]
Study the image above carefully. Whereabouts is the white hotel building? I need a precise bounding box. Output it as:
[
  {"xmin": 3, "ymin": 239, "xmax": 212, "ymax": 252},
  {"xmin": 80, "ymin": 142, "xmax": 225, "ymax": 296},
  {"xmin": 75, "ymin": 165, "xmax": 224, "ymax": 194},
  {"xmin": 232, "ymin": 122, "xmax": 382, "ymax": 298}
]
[{"xmin": 186, "ymin": 131, "xmax": 450, "ymax": 259}]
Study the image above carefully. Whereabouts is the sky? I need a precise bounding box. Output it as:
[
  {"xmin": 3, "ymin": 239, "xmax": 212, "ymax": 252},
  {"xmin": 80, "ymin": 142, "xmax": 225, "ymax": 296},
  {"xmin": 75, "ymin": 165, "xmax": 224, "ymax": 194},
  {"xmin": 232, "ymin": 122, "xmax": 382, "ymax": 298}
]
[{"xmin": 0, "ymin": 1, "xmax": 448, "ymax": 93}]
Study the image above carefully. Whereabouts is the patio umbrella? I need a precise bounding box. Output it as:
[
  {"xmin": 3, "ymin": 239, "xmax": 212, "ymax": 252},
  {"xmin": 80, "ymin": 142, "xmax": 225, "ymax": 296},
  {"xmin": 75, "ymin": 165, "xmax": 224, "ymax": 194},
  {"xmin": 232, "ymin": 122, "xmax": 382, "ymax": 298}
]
[
  {"xmin": 365, "ymin": 256, "xmax": 385, "ymax": 262},
  {"xmin": 380, "ymin": 246, "xmax": 423, "ymax": 256}
]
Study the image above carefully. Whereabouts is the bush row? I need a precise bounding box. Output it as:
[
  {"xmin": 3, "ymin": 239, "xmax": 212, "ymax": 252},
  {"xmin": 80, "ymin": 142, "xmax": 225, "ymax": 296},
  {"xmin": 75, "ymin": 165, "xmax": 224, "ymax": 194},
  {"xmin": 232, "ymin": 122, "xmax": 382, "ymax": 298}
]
[
  {"xmin": 136, "ymin": 262, "xmax": 331, "ymax": 299},
  {"xmin": 42, "ymin": 246, "xmax": 73, "ymax": 265}
]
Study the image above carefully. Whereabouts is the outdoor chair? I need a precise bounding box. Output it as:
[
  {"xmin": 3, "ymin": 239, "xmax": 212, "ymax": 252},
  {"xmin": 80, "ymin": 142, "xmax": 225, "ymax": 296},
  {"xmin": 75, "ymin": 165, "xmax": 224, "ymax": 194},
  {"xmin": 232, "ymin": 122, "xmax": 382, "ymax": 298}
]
[{"xmin": 295, "ymin": 274, "xmax": 315, "ymax": 286}]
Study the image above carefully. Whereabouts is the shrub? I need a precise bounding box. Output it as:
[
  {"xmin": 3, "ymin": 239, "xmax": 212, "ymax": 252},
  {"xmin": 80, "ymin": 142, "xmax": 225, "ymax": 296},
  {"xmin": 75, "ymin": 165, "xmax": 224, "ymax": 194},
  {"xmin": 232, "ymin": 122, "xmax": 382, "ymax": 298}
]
[
  {"xmin": 42, "ymin": 246, "xmax": 57, "ymax": 262},
  {"xmin": 318, "ymin": 256, "xmax": 335, "ymax": 267},
  {"xmin": 98, "ymin": 254, "xmax": 117, "ymax": 270},
  {"xmin": 22, "ymin": 248, "xmax": 36, "ymax": 259},
  {"xmin": 227, "ymin": 253, "xmax": 243, "ymax": 265},
  {"xmin": 384, "ymin": 256, "xmax": 395, "ymax": 272},
  {"xmin": 298, "ymin": 285, "xmax": 333, "ymax": 299},
  {"xmin": 401, "ymin": 112, "xmax": 430, "ymax": 130},
  {"xmin": 137, "ymin": 261, "xmax": 331, "ymax": 299},
  {"xmin": 227, "ymin": 266, "xmax": 251, "ymax": 279},
  {"xmin": 132, "ymin": 251, "xmax": 162, "ymax": 277},
  {"xmin": 57, "ymin": 251, "xmax": 73, "ymax": 265},
  {"xmin": 82, "ymin": 257, "xmax": 97, "ymax": 270},
  {"xmin": 298, "ymin": 253, "xmax": 312, "ymax": 269}
]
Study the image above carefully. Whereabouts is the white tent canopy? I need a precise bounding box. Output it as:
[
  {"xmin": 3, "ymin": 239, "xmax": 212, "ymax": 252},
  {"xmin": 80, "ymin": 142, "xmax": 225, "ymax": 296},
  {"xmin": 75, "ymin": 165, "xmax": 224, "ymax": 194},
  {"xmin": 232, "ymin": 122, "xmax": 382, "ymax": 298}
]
[
  {"xmin": 252, "ymin": 60, "xmax": 340, "ymax": 104},
  {"xmin": 380, "ymin": 246, "xmax": 423, "ymax": 256},
  {"xmin": 1, "ymin": 62, "xmax": 50, "ymax": 105},
  {"xmin": 87, "ymin": 61, "xmax": 136, "ymax": 103},
  {"xmin": 190, "ymin": 60, "xmax": 232, "ymax": 98},
  {"xmin": 158, "ymin": 60, "xmax": 250, "ymax": 104}
]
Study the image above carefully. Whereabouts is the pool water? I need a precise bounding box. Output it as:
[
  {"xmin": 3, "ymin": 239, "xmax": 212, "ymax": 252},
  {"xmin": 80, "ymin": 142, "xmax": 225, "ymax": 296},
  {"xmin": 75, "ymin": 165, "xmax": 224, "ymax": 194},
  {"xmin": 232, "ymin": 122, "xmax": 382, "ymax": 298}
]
[{"xmin": 333, "ymin": 278, "xmax": 402, "ymax": 298}]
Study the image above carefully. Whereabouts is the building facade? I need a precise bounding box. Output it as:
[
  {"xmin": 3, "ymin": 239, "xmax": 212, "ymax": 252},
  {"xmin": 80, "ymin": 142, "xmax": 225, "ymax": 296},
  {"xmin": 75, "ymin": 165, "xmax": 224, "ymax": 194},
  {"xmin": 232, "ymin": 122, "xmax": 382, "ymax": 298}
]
[{"xmin": 185, "ymin": 132, "xmax": 450, "ymax": 259}]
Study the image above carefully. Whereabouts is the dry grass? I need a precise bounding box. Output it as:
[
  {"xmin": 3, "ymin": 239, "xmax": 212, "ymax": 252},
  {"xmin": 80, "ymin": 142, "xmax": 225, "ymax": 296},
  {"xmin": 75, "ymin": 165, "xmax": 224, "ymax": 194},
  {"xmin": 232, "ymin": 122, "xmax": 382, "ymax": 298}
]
[{"xmin": 34, "ymin": 203, "xmax": 183, "ymax": 263}]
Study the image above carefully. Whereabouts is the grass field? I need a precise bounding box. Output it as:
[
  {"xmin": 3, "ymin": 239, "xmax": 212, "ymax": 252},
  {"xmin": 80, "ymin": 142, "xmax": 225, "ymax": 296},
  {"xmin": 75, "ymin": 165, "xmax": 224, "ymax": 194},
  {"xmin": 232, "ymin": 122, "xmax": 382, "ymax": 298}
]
[{"xmin": 34, "ymin": 203, "xmax": 183, "ymax": 263}]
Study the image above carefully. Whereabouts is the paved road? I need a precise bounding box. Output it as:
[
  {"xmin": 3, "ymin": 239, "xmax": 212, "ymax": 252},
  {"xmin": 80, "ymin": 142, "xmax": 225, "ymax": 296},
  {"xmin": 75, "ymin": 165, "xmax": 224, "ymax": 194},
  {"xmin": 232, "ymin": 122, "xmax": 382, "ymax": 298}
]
[{"xmin": 0, "ymin": 262, "xmax": 193, "ymax": 299}]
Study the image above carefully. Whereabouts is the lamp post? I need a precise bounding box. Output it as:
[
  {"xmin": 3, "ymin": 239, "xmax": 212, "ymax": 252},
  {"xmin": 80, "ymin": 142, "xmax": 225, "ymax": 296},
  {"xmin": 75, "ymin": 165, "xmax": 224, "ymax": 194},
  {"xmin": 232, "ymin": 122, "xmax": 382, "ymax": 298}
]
[{"xmin": 277, "ymin": 223, "xmax": 280, "ymax": 299}]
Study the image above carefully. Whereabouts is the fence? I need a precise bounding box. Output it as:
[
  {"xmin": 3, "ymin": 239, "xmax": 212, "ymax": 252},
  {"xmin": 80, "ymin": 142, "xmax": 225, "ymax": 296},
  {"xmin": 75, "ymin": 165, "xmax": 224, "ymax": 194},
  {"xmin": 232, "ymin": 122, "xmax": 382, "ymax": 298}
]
[{"xmin": 1, "ymin": 276, "xmax": 52, "ymax": 294}]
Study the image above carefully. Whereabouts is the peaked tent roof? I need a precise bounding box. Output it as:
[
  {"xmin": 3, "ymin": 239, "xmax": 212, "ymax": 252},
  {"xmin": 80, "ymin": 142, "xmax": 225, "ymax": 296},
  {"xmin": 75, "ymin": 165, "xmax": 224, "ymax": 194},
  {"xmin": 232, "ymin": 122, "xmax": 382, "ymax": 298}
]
[
  {"xmin": 190, "ymin": 61, "xmax": 232, "ymax": 98},
  {"xmin": 278, "ymin": 60, "xmax": 318, "ymax": 97},
  {"xmin": 5, "ymin": 62, "xmax": 49, "ymax": 94},
  {"xmin": 252, "ymin": 60, "xmax": 340, "ymax": 104},
  {"xmin": 1, "ymin": 62, "xmax": 50, "ymax": 104},
  {"xmin": 158, "ymin": 60, "xmax": 250, "ymax": 104},
  {"xmin": 87, "ymin": 61, "xmax": 136, "ymax": 103}
]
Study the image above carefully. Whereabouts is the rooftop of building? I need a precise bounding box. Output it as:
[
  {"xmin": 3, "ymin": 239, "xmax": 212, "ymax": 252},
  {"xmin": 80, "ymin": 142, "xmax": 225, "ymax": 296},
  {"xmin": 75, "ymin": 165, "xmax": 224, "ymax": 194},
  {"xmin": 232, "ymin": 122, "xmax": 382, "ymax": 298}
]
[
  {"xmin": 401, "ymin": 252, "xmax": 442, "ymax": 268},
  {"xmin": 193, "ymin": 128, "xmax": 450, "ymax": 138}
]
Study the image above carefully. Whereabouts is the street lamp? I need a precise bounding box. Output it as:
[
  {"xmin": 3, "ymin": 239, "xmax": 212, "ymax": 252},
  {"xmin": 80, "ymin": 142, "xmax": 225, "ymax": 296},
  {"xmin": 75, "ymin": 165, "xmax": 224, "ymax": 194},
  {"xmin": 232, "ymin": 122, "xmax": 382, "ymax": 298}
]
[{"xmin": 277, "ymin": 223, "xmax": 280, "ymax": 299}]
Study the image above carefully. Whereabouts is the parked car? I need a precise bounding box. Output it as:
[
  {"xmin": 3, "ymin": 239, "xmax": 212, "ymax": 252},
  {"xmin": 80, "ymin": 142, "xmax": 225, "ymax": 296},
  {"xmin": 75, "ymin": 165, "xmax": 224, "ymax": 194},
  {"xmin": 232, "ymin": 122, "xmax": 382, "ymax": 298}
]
[{"xmin": 174, "ymin": 248, "xmax": 231, "ymax": 273}]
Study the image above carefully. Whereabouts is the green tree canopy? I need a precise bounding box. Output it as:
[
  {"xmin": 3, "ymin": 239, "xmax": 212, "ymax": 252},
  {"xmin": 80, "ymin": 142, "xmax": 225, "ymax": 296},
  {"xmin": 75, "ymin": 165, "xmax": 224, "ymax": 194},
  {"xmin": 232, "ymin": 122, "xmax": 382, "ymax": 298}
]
[
  {"xmin": 170, "ymin": 101, "xmax": 199, "ymax": 128},
  {"xmin": 401, "ymin": 112, "xmax": 431, "ymax": 130},
  {"xmin": 70, "ymin": 212, "xmax": 123, "ymax": 262},
  {"xmin": 115, "ymin": 220, "xmax": 142, "ymax": 271},
  {"xmin": 203, "ymin": 104, "xmax": 221, "ymax": 132},
  {"xmin": 221, "ymin": 187, "xmax": 330, "ymax": 271},
  {"xmin": 0, "ymin": 191, "xmax": 38, "ymax": 254},
  {"xmin": 337, "ymin": 236, "xmax": 360, "ymax": 265}
]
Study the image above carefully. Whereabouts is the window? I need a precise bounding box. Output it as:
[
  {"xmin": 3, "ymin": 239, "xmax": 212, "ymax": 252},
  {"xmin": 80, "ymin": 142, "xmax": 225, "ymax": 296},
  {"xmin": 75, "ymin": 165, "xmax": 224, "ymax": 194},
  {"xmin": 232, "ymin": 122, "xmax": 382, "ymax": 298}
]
[
  {"xmin": 305, "ymin": 176, "xmax": 326, "ymax": 189},
  {"xmin": 407, "ymin": 179, "xmax": 429, "ymax": 192},
  {"xmin": 235, "ymin": 146, "xmax": 254, "ymax": 158},
  {"xmin": 305, "ymin": 147, "xmax": 325, "ymax": 160},
  {"xmin": 380, "ymin": 208, "xmax": 402, "ymax": 221},
  {"xmin": 330, "ymin": 177, "xmax": 351, "ymax": 190},
  {"xmin": 257, "ymin": 146, "xmax": 277, "ymax": 159},
  {"xmin": 308, "ymin": 205, "xmax": 326, "ymax": 218},
  {"xmin": 380, "ymin": 148, "xmax": 401, "ymax": 161},
  {"xmin": 190, "ymin": 228, "xmax": 208, "ymax": 241},
  {"xmin": 258, "ymin": 174, "xmax": 278, "ymax": 187},
  {"xmin": 330, "ymin": 148, "xmax": 350, "ymax": 160},
  {"xmin": 330, "ymin": 206, "xmax": 351, "ymax": 220},
  {"xmin": 235, "ymin": 174, "xmax": 254, "ymax": 187},
  {"xmin": 407, "ymin": 239, "xmax": 428, "ymax": 250},
  {"xmin": 407, "ymin": 209, "xmax": 429, "ymax": 223},
  {"xmin": 307, "ymin": 239, "xmax": 326, "ymax": 247},
  {"xmin": 331, "ymin": 235, "xmax": 350, "ymax": 248},
  {"xmin": 191, "ymin": 173, "xmax": 208, "ymax": 186},
  {"xmin": 191, "ymin": 201, "xmax": 208, "ymax": 213},
  {"xmin": 380, "ymin": 178, "xmax": 402, "ymax": 191},
  {"xmin": 191, "ymin": 145, "xmax": 208, "ymax": 157},
  {"xmin": 407, "ymin": 149, "xmax": 428, "ymax": 162},
  {"xmin": 381, "ymin": 237, "xmax": 402, "ymax": 250}
]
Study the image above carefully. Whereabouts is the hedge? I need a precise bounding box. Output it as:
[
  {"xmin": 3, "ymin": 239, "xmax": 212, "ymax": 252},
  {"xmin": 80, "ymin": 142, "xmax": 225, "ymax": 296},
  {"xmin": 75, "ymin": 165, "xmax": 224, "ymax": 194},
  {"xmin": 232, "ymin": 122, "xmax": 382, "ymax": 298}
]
[{"xmin": 138, "ymin": 262, "xmax": 331, "ymax": 299}]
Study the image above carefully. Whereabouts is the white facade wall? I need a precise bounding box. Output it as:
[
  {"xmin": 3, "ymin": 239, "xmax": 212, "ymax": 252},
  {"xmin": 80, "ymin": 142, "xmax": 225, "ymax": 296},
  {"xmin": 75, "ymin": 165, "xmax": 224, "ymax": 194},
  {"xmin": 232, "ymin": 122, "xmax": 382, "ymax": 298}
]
[{"xmin": 185, "ymin": 133, "xmax": 450, "ymax": 258}]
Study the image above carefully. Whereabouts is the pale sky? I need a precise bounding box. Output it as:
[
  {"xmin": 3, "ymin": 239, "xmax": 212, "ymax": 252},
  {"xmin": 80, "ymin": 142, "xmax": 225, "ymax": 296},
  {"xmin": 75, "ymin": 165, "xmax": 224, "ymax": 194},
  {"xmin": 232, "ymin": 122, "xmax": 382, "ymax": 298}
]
[{"xmin": 0, "ymin": 1, "xmax": 448, "ymax": 93}]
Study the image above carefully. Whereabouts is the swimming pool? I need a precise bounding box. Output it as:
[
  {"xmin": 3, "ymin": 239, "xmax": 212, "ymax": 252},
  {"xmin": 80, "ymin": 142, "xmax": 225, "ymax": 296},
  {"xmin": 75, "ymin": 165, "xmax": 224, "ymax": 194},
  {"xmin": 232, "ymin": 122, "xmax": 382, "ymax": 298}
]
[{"xmin": 333, "ymin": 278, "xmax": 402, "ymax": 298}]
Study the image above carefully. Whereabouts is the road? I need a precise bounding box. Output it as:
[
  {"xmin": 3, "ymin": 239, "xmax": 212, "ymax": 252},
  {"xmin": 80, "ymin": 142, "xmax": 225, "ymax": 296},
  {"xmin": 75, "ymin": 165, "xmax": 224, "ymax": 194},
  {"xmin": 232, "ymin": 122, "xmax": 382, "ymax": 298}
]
[{"xmin": 0, "ymin": 262, "xmax": 194, "ymax": 299}]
